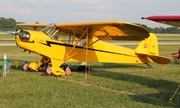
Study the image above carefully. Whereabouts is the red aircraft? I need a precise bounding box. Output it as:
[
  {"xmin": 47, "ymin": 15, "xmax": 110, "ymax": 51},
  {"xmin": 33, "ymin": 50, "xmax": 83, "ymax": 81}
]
[{"xmin": 142, "ymin": 15, "xmax": 180, "ymax": 27}]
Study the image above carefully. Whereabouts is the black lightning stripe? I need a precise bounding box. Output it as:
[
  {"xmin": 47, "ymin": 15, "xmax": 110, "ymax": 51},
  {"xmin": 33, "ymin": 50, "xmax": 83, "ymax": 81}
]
[{"xmin": 40, "ymin": 40, "xmax": 135, "ymax": 57}]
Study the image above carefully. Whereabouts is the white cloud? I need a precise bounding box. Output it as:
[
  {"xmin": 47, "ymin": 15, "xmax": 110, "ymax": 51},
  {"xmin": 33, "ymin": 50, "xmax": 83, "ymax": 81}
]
[
  {"xmin": 18, "ymin": 8, "xmax": 35, "ymax": 16},
  {"xmin": 0, "ymin": 1, "xmax": 14, "ymax": 12}
]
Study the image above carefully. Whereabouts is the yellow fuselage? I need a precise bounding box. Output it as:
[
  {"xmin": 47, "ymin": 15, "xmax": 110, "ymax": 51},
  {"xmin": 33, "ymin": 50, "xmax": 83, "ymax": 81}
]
[{"xmin": 15, "ymin": 32, "xmax": 151, "ymax": 64}]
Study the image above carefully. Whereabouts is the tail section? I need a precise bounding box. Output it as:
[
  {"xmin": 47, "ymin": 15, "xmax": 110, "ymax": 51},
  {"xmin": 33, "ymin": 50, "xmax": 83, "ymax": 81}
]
[{"xmin": 135, "ymin": 33, "xmax": 170, "ymax": 64}]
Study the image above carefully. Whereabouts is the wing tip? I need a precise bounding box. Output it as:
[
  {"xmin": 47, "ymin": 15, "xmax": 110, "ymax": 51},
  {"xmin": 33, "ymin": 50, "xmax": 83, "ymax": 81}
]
[{"xmin": 141, "ymin": 17, "xmax": 146, "ymax": 19}]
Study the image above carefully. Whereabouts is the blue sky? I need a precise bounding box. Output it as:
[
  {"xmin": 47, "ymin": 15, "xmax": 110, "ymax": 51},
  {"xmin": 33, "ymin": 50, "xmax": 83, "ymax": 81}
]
[{"xmin": 0, "ymin": 0, "xmax": 180, "ymax": 27}]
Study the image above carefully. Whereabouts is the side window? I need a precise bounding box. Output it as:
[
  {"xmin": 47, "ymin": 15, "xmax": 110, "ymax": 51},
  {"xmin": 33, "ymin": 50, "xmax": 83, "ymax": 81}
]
[
  {"xmin": 61, "ymin": 32, "xmax": 71, "ymax": 43},
  {"xmin": 52, "ymin": 31, "xmax": 60, "ymax": 40},
  {"xmin": 78, "ymin": 39, "xmax": 86, "ymax": 46}
]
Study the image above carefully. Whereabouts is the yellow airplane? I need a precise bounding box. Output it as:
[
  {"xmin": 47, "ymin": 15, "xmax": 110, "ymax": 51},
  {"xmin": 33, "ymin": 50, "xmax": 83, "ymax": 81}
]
[{"xmin": 12, "ymin": 21, "xmax": 170, "ymax": 76}]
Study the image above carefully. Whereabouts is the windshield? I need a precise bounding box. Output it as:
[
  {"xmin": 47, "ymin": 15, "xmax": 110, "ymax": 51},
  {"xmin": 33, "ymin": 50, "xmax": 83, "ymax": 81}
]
[{"xmin": 40, "ymin": 23, "xmax": 57, "ymax": 36}]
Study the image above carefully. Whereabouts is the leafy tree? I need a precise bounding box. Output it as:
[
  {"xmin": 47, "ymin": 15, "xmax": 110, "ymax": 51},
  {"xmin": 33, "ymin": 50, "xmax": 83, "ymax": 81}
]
[
  {"xmin": 135, "ymin": 23, "xmax": 180, "ymax": 34},
  {"xmin": 0, "ymin": 17, "xmax": 16, "ymax": 30}
]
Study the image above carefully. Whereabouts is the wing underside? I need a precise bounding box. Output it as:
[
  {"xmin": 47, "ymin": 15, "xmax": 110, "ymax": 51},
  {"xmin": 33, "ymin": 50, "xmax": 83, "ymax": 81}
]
[{"xmin": 17, "ymin": 21, "xmax": 149, "ymax": 40}]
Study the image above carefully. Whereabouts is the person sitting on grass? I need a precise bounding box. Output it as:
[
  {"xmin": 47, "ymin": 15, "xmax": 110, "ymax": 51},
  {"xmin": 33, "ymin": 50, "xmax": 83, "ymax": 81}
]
[{"xmin": 171, "ymin": 48, "xmax": 180, "ymax": 63}]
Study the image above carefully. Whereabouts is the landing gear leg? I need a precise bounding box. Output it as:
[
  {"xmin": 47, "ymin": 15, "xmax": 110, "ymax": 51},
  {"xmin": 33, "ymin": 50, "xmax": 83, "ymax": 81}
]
[
  {"xmin": 145, "ymin": 63, "xmax": 153, "ymax": 68},
  {"xmin": 51, "ymin": 59, "xmax": 66, "ymax": 76}
]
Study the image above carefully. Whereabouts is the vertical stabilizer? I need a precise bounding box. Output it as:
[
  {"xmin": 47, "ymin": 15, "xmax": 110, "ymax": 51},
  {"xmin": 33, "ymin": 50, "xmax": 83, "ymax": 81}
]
[
  {"xmin": 135, "ymin": 33, "xmax": 170, "ymax": 64},
  {"xmin": 135, "ymin": 33, "xmax": 159, "ymax": 56}
]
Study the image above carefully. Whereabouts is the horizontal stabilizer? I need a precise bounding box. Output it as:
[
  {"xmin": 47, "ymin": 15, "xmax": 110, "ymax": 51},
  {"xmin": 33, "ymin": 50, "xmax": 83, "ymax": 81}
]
[{"xmin": 148, "ymin": 55, "xmax": 170, "ymax": 64}]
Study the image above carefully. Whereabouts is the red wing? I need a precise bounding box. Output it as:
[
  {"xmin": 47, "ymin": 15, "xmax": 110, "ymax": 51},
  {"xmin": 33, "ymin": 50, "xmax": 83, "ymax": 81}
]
[{"xmin": 142, "ymin": 16, "xmax": 180, "ymax": 27}]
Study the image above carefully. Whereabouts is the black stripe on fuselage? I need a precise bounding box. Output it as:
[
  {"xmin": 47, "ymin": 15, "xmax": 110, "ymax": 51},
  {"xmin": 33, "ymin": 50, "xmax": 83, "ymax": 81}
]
[{"xmin": 41, "ymin": 41, "xmax": 135, "ymax": 57}]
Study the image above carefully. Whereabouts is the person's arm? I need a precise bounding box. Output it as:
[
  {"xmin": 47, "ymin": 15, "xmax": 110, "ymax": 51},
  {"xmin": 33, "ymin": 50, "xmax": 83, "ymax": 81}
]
[{"xmin": 172, "ymin": 52, "xmax": 178, "ymax": 55}]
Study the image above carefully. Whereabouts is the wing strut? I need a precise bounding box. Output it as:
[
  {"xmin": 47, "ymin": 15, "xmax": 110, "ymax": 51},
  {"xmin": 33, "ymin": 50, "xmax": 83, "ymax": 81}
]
[
  {"xmin": 145, "ymin": 63, "xmax": 153, "ymax": 68},
  {"xmin": 85, "ymin": 31, "xmax": 89, "ymax": 79},
  {"xmin": 64, "ymin": 27, "xmax": 89, "ymax": 60},
  {"xmin": 64, "ymin": 29, "xmax": 110, "ymax": 61}
]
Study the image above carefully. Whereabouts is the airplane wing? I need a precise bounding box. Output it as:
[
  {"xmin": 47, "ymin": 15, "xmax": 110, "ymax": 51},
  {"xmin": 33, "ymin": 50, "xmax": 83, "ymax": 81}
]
[
  {"xmin": 17, "ymin": 24, "xmax": 49, "ymax": 31},
  {"xmin": 142, "ymin": 16, "xmax": 180, "ymax": 27},
  {"xmin": 17, "ymin": 21, "xmax": 149, "ymax": 40}
]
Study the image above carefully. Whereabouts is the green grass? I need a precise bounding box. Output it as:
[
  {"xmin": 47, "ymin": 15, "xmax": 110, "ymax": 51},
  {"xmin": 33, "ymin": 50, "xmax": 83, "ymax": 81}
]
[
  {"xmin": 0, "ymin": 34, "xmax": 14, "ymax": 44},
  {"xmin": 0, "ymin": 34, "xmax": 14, "ymax": 38},
  {"xmin": 0, "ymin": 35, "xmax": 180, "ymax": 107},
  {"xmin": 0, "ymin": 40, "xmax": 14, "ymax": 42}
]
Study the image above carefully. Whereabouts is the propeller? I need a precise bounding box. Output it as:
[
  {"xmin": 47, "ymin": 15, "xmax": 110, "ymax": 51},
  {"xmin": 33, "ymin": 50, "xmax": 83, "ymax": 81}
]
[{"xmin": 11, "ymin": 30, "xmax": 30, "ymax": 42}]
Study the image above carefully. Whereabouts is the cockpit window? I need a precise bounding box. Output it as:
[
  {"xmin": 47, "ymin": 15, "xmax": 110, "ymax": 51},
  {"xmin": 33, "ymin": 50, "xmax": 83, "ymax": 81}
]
[
  {"xmin": 40, "ymin": 23, "xmax": 57, "ymax": 36},
  {"xmin": 52, "ymin": 31, "xmax": 60, "ymax": 40}
]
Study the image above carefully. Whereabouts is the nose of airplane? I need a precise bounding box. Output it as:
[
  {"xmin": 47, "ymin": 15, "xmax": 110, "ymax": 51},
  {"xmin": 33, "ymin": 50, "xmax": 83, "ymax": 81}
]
[{"xmin": 12, "ymin": 30, "xmax": 30, "ymax": 41}]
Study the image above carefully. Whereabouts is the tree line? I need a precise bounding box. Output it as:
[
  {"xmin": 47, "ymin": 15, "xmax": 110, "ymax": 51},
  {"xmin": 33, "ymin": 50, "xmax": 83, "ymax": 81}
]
[
  {"xmin": 135, "ymin": 23, "xmax": 180, "ymax": 34},
  {"xmin": 0, "ymin": 17, "xmax": 180, "ymax": 34},
  {"xmin": 0, "ymin": 17, "xmax": 17, "ymax": 30}
]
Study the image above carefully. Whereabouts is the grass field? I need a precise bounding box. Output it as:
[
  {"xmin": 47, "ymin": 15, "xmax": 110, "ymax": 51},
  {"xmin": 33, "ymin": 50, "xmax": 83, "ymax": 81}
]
[{"xmin": 0, "ymin": 34, "xmax": 180, "ymax": 108}]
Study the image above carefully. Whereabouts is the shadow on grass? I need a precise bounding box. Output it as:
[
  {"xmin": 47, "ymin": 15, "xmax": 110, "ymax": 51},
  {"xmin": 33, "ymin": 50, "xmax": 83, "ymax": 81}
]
[
  {"xmin": 70, "ymin": 63, "xmax": 151, "ymax": 73},
  {"xmin": 2, "ymin": 61, "xmax": 179, "ymax": 107},
  {"xmin": 2, "ymin": 59, "xmax": 179, "ymax": 106},
  {"xmin": 88, "ymin": 69, "xmax": 180, "ymax": 107},
  {"xmin": 92, "ymin": 63, "xmax": 150, "ymax": 68}
]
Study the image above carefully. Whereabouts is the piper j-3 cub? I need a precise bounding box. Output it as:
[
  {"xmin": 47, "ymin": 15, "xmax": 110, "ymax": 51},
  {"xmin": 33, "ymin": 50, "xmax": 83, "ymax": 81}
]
[{"xmin": 12, "ymin": 21, "xmax": 170, "ymax": 76}]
